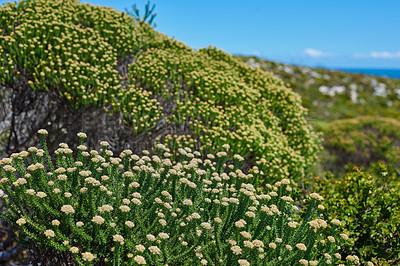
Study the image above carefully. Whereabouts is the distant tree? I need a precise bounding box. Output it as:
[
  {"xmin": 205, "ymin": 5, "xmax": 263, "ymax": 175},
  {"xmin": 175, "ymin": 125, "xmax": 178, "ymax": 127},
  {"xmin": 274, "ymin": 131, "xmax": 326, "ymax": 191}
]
[{"xmin": 125, "ymin": 1, "xmax": 157, "ymax": 27}]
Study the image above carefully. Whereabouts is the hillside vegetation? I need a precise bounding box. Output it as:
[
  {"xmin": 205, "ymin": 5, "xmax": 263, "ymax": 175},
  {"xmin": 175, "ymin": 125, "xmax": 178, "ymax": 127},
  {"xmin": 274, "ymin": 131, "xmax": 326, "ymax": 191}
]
[
  {"xmin": 323, "ymin": 116, "xmax": 400, "ymax": 172},
  {"xmin": 0, "ymin": 0, "xmax": 399, "ymax": 265},
  {"xmin": 0, "ymin": 0, "xmax": 320, "ymax": 185},
  {"xmin": 238, "ymin": 56, "xmax": 400, "ymax": 127}
]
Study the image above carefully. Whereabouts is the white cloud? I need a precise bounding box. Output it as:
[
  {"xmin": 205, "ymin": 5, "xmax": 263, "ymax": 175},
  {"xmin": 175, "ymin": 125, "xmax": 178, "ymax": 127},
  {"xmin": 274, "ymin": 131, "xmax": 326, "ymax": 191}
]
[
  {"xmin": 303, "ymin": 48, "xmax": 331, "ymax": 58},
  {"xmin": 370, "ymin": 51, "xmax": 400, "ymax": 59},
  {"xmin": 353, "ymin": 51, "xmax": 400, "ymax": 59}
]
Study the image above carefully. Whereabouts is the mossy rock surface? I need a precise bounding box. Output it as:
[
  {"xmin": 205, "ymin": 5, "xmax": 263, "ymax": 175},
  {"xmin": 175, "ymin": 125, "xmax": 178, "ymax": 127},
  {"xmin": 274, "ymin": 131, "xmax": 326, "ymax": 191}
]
[{"xmin": 0, "ymin": 0, "xmax": 320, "ymax": 183}]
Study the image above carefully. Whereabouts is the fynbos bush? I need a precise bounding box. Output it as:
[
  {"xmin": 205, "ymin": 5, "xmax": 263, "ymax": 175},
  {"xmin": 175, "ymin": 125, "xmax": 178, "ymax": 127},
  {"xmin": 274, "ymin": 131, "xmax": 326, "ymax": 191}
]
[
  {"xmin": 1, "ymin": 0, "xmax": 322, "ymax": 185},
  {"xmin": 323, "ymin": 116, "xmax": 400, "ymax": 173},
  {"xmin": 130, "ymin": 46, "xmax": 322, "ymax": 184},
  {"xmin": 314, "ymin": 164, "xmax": 400, "ymax": 265},
  {"xmin": 0, "ymin": 130, "xmax": 358, "ymax": 265}
]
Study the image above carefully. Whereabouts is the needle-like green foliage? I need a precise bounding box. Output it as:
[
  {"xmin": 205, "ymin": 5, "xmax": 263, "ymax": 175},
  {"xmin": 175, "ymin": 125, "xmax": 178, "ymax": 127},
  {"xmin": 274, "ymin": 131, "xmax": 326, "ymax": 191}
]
[{"xmin": 0, "ymin": 130, "xmax": 359, "ymax": 265}]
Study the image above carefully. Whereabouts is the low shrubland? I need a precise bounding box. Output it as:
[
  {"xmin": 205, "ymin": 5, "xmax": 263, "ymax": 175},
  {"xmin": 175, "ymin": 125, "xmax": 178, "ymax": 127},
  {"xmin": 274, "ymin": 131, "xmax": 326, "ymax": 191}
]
[
  {"xmin": 0, "ymin": 1, "xmax": 398, "ymax": 265},
  {"xmin": 323, "ymin": 116, "xmax": 400, "ymax": 174},
  {"xmin": 237, "ymin": 56, "xmax": 400, "ymax": 124}
]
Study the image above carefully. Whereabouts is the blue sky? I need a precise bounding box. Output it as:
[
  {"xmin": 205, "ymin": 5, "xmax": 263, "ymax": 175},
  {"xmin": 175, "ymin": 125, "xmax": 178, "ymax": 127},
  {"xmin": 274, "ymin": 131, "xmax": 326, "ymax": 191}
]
[{"xmin": 82, "ymin": 0, "xmax": 399, "ymax": 69}]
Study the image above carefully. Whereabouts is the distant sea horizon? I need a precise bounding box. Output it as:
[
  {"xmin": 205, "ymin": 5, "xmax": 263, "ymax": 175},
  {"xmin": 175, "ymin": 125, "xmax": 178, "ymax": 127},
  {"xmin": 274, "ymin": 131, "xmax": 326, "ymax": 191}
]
[{"xmin": 331, "ymin": 68, "xmax": 400, "ymax": 79}]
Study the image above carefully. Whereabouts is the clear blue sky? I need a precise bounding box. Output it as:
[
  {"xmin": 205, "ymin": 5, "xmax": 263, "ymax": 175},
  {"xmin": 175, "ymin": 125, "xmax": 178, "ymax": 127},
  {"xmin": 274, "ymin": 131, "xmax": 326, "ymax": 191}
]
[{"xmin": 83, "ymin": 1, "xmax": 399, "ymax": 69}]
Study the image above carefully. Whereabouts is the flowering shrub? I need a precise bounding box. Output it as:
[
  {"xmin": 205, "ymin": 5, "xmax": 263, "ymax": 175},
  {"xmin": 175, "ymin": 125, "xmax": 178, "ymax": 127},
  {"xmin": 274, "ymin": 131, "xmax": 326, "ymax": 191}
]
[
  {"xmin": 1, "ymin": 0, "xmax": 321, "ymax": 185},
  {"xmin": 0, "ymin": 130, "xmax": 358, "ymax": 265},
  {"xmin": 130, "ymin": 46, "xmax": 322, "ymax": 183},
  {"xmin": 323, "ymin": 116, "xmax": 400, "ymax": 173},
  {"xmin": 0, "ymin": 0, "xmax": 160, "ymax": 134},
  {"xmin": 314, "ymin": 164, "xmax": 400, "ymax": 265}
]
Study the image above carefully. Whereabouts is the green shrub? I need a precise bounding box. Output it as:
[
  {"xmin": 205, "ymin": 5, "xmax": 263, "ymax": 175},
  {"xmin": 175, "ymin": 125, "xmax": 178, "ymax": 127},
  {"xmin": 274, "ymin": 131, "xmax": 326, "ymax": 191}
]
[
  {"xmin": 0, "ymin": 130, "xmax": 358, "ymax": 265},
  {"xmin": 314, "ymin": 164, "xmax": 400, "ymax": 265},
  {"xmin": 129, "ymin": 46, "xmax": 322, "ymax": 184},
  {"xmin": 0, "ymin": 0, "xmax": 160, "ymax": 132},
  {"xmin": 0, "ymin": 0, "xmax": 321, "ymax": 185},
  {"xmin": 323, "ymin": 116, "xmax": 400, "ymax": 174}
]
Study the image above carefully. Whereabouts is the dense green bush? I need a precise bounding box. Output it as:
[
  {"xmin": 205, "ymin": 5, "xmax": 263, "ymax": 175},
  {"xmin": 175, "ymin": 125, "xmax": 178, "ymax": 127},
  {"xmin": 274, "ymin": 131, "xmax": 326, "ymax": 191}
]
[
  {"xmin": 0, "ymin": 0, "xmax": 160, "ymax": 127},
  {"xmin": 0, "ymin": 0, "xmax": 321, "ymax": 185},
  {"xmin": 314, "ymin": 164, "xmax": 400, "ymax": 265},
  {"xmin": 323, "ymin": 116, "xmax": 400, "ymax": 173},
  {"xmin": 129, "ymin": 46, "xmax": 322, "ymax": 183},
  {"xmin": 0, "ymin": 130, "xmax": 359, "ymax": 265}
]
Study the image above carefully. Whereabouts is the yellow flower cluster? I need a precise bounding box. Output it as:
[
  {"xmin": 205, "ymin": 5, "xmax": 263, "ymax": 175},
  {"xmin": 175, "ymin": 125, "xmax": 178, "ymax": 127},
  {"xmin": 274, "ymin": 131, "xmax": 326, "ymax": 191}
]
[
  {"xmin": 0, "ymin": 131, "xmax": 358, "ymax": 265},
  {"xmin": 0, "ymin": 0, "xmax": 160, "ymax": 134},
  {"xmin": 130, "ymin": 46, "xmax": 321, "ymax": 183}
]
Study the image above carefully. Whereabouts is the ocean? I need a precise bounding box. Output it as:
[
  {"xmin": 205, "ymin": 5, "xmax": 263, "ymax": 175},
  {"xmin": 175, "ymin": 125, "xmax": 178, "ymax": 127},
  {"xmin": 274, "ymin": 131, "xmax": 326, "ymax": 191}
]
[{"xmin": 336, "ymin": 68, "xmax": 400, "ymax": 79}]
